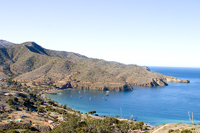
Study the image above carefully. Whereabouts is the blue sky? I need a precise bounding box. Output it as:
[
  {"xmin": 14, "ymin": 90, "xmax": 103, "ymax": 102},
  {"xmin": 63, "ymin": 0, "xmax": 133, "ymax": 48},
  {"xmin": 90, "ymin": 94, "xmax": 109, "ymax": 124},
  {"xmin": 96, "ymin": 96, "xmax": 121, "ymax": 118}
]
[{"xmin": 0, "ymin": 0, "xmax": 200, "ymax": 67}]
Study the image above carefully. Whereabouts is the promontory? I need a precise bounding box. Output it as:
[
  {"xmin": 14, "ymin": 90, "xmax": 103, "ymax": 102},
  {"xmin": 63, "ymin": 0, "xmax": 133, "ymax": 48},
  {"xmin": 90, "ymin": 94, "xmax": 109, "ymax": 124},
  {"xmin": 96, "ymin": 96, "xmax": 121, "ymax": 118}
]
[{"xmin": 0, "ymin": 40, "xmax": 189, "ymax": 91}]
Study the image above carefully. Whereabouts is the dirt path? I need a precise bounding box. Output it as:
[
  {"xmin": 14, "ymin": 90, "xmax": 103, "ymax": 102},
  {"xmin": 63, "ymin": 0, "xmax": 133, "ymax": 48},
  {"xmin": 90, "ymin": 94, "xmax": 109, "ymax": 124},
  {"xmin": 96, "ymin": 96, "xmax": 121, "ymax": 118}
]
[{"xmin": 152, "ymin": 124, "xmax": 170, "ymax": 133}]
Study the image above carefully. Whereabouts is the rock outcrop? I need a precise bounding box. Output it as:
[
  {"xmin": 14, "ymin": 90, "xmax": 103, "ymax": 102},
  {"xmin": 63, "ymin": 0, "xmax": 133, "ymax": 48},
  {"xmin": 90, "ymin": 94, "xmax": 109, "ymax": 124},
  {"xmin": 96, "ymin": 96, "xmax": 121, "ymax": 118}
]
[
  {"xmin": 57, "ymin": 81, "xmax": 133, "ymax": 91},
  {"xmin": 164, "ymin": 77, "xmax": 190, "ymax": 83},
  {"xmin": 56, "ymin": 75, "xmax": 190, "ymax": 90}
]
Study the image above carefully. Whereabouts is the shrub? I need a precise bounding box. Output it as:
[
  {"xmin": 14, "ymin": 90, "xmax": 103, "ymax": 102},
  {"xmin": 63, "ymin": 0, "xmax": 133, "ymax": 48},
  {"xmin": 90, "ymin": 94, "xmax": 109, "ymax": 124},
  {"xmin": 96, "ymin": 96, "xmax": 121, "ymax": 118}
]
[
  {"xmin": 10, "ymin": 105, "xmax": 19, "ymax": 110},
  {"xmin": 53, "ymin": 118, "xmax": 58, "ymax": 122},
  {"xmin": 37, "ymin": 106, "xmax": 45, "ymax": 113},
  {"xmin": 88, "ymin": 110, "xmax": 96, "ymax": 114},
  {"xmin": 138, "ymin": 121, "xmax": 144, "ymax": 129},
  {"xmin": 63, "ymin": 104, "xmax": 67, "ymax": 109},
  {"xmin": 168, "ymin": 129, "xmax": 174, "ymax": 133},
  {"xmin": 142, "ymin": 125, "xmax": 147, "ymax": 130},
  {"xmin": 7, "ymin": 99, "xmax": 14, "ymax": 105},
  {"xmin": 13, "ymin": 97, "xmax": 18, "ymax": 102},
  {"xmin": 181, "ymin": 129, "xmax": 192, "ymax": 133},
  {"xmin": 6, "ymin": 130, "xmax": 18, "ymax": 133}
]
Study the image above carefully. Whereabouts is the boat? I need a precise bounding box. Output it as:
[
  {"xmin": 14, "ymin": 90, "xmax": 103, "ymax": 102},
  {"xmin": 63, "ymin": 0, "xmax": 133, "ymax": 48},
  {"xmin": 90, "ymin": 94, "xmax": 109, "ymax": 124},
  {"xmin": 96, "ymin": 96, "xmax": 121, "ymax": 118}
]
[
  {"xmin": 46, "ymin": 91, "xmax": 57, "ymax": 95},
  {"xmin": 105, "ymin": 91, "xmax": 109, "ymax": 96},
  {"xmin": 105, "ymin": 93, "xmax": 109, "ymax": 96}
]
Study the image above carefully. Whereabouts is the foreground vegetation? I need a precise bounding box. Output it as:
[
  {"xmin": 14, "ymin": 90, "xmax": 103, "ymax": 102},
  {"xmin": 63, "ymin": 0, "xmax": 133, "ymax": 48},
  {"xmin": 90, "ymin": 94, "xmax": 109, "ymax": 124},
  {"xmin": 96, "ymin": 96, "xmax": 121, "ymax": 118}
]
[
  {"xmin": 0, "ymin": 76, "xmax": 199, "ymax": 133},
  {"xmin": 0, "ymin": 78, "xmax": 150, "ymax": 133},
  {"xmin": 50, "ymin": 113, "xmax": 147, "ymax": 133}
]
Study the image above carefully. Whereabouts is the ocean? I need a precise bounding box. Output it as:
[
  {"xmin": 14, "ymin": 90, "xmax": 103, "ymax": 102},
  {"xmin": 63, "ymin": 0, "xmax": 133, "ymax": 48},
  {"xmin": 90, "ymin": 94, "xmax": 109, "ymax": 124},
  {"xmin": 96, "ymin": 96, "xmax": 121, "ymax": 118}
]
[{"xmin": 46, "ymin": 67, "xmax": 200, "ymax": 126}]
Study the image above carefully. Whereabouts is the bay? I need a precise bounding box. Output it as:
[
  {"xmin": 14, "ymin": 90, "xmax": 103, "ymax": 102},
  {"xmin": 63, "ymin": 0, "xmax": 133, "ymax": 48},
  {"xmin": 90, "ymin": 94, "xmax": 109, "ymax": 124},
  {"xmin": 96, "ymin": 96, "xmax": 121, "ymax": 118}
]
[{"xmin": 46, "ymin": 67, "xmax": 200, "ymax": 126}]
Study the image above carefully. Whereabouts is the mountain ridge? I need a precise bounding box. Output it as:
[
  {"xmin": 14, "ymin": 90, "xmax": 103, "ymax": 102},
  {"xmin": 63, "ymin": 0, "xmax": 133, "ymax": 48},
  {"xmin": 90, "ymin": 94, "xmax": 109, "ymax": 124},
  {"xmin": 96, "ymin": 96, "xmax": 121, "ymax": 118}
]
[
  {"xmin": 0, "ymin": 40, "xmax": 15, "ymax": 48},
  {"xmin": 0, "ymin": 40, "xmax": 190, "ymax": 90}
]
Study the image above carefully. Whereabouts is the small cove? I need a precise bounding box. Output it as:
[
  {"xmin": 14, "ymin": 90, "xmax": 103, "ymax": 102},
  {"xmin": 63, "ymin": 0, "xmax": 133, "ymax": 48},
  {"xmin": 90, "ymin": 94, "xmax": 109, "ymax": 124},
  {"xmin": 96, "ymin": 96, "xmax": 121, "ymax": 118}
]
[{"xmin": 46, "ymin": 67, "xmax": 200, "ymax": 126}]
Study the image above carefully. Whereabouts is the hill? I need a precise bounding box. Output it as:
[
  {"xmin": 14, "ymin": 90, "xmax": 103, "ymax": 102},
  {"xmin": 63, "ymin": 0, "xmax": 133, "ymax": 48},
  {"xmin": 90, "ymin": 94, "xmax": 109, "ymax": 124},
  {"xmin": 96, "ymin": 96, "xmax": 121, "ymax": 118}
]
[
  {"xmin": 0, "ymin": 41, "xmax": 189, "ymax": 90},
  {"xmin": 0, "ymin": 40, "xmax": 14, "ymax": 48}
]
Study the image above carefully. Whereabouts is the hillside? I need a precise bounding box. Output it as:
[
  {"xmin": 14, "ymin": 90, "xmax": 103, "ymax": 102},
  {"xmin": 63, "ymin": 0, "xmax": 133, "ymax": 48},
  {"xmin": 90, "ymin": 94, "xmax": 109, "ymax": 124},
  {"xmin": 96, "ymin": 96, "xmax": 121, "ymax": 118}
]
[
  {"xmin": 0, "ymin": 41, "xmax": 189, "ymax": 90},
  {"xmin": 0, "ymin": 40, "xmax": 14, "ymax": 48}
]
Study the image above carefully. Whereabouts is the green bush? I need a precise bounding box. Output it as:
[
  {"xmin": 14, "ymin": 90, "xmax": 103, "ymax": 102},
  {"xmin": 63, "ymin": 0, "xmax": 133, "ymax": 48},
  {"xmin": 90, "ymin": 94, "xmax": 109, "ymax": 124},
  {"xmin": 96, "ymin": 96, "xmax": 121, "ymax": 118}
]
[
  {"xmin": 10, "ymin": 105, "xmax": 19, "ymax": 110},
  {"xmin": 168, "ymin": 129, "xmax": 174, "ymax": 133},
  {"xmin": 88, "ymin": 110, "xmax": 96, "ymax": 114},
  {"xmin": 181, "ymin": 129, "xmax": 192, "ymax": 133},
  {"xmin": 63, "ymin": 104, "xmax": 67, "ymax": 109},
  {"xmin": 7, "ymin": 99, "xmax": 14, "ymax": 105},
  {"xmin": 6, "ymin": 130, "xmax": 18, "ymax": 133},
  {"xmin": 13, "ymin": 97, "xmax": 18, "ymax": 102},
  {"xmin": 53, "ymin": 118, "xmax": 58, "ymax": 122},
  {"xmin": 50, "ymin": 112, "xmax": 146, "ymax": 133},
  {"xmin": 37, "ymin": 106, "xmax": 45, "ymax": 113}
]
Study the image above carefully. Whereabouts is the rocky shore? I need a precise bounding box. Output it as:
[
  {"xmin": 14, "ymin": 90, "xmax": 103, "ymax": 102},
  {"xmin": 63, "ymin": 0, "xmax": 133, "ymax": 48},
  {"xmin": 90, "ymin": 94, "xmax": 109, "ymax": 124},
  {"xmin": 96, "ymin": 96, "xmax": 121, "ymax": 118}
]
[{"xmin": 55, "ymin": 76, "xmax": 190, "ymax": 90}]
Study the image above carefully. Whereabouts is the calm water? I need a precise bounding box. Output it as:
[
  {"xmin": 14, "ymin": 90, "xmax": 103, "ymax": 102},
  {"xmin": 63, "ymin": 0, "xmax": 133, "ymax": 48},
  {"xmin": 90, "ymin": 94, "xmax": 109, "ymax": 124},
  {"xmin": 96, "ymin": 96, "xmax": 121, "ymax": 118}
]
[{"xmin": 47, "ymin": 67, "xmax": 200, "ymax": 126}]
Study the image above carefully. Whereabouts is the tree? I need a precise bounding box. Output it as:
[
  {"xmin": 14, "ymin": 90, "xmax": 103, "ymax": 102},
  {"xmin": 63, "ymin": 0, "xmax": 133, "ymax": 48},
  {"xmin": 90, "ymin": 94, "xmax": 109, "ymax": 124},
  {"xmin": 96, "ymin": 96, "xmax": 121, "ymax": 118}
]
[
  {"xmin": 138, "ymin": 121, "xmax": 144, "ymax": 130},
  {"xmin": 63, "ymin": 104, "xmax": 67, "ymax": 109},
  {"xmin": 37, "ymin": 106, "xmax": 45, "ymax": 114},
  {"xmin": 7, "ymin": 99, "xmax": 14, "ymax": 105},
  {"xmin": 88, "ymin": 110, "xmax": 96, "ymax": 114},
  {"xmin": 32, "ymin": 81, "xmax": 36, "ymax": 86},
  {"xmin": 6, "ymin": 78, "xmax": 14, "ymax": 85},
  {"xmin": 13, "ymin": 97, "xmax": 18, "ymax": 102}
]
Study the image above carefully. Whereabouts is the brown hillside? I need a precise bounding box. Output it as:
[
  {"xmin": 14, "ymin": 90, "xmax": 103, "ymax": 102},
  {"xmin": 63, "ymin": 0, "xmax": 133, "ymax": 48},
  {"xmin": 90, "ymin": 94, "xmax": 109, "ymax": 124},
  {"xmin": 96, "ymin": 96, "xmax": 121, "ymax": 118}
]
[{"xmin": 0, "ymin": 41, "xmax": 190, "ymax": 90}]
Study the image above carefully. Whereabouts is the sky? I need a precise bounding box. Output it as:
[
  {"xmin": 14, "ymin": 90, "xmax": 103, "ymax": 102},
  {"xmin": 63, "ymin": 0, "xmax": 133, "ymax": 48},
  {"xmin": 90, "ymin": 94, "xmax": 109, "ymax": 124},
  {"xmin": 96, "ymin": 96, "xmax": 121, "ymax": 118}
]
[{"xmin": 0, "ymin": 0, "xmax": 200, "ymax": 68}]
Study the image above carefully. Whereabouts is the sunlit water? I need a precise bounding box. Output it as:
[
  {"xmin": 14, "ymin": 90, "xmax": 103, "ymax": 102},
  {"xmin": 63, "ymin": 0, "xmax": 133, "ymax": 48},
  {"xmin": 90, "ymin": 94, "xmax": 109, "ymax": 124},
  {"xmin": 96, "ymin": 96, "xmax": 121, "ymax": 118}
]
[{"xmin": 46, "ymin": 67, "xmax": 200, "ymax": 126}]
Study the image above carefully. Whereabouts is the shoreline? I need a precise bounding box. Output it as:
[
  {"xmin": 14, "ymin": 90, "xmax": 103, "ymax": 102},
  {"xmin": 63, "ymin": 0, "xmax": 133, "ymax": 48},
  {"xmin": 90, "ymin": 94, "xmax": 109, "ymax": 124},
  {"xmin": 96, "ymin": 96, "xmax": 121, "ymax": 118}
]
[
  {"xmin": 43, "ymin": 88, "xmax": 198, "ymax": 128},
  {"xmin": 43, "ymin": 88, "xmax": 154, "ymax": 129}
]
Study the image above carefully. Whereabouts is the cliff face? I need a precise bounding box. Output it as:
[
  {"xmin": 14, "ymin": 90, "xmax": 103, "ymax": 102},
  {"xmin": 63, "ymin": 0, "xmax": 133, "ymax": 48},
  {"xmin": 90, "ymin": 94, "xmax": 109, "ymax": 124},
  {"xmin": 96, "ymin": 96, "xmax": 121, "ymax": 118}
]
[
  {"xmin": 56, "ymin": 76, "xmax": 189, "ymax": 91},
  {"xmin": 56, "ymin": 81, "xmax": 133, "ymax": 91},
  {"xmin": 0, "ymin": 41, "xmax": 190, "ymax": 91},
  {"xmin": 128, "ymin": 78, "xmax": 168, "ymax": 87}
]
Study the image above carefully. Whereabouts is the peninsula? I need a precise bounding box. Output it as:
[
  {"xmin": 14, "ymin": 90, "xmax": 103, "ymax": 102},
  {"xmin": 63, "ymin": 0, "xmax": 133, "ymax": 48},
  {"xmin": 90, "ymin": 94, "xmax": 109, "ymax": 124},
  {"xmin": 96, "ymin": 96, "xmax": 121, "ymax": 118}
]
[{"xmin": 0, "ymin": 40, "xmax": 189, "ymax": 91}]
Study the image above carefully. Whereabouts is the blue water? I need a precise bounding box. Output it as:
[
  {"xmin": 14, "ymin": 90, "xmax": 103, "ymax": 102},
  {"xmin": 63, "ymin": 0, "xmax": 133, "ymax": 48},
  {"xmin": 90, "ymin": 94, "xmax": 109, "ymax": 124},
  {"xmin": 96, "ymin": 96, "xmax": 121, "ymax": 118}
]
[{"xmin": 46, "ymin": 67, "xmax": 200, "ymax": 126}]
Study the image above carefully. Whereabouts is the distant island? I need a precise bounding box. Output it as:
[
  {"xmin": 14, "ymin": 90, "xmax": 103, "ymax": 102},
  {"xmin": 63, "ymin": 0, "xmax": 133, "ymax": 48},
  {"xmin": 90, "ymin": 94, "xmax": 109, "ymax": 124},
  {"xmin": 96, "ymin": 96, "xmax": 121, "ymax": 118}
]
[{"xmin": 0, "ymin": 40, "xmax": 189, "ymax": 91}]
